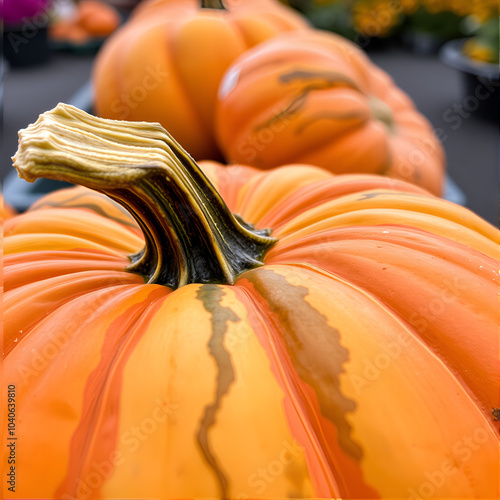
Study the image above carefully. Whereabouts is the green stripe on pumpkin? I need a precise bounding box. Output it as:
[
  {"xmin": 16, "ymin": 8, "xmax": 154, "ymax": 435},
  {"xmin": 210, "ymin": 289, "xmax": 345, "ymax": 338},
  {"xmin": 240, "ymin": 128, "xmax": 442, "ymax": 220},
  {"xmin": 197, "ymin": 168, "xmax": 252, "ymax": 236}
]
[
  {"xmin": 244, "ymin": 268, "xmax": 363, "ymax": 463},
  {"xmin": 196, "ymin": 284, "xmax": 240, "ymax": 498}
]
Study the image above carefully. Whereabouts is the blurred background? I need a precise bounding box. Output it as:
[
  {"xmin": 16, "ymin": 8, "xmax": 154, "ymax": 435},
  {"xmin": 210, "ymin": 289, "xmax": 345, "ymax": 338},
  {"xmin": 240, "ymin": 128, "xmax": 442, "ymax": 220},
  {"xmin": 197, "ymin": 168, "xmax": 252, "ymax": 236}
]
[{"xmin": 2, "ymin": 0, "xmax": 499, "ymax": 223}]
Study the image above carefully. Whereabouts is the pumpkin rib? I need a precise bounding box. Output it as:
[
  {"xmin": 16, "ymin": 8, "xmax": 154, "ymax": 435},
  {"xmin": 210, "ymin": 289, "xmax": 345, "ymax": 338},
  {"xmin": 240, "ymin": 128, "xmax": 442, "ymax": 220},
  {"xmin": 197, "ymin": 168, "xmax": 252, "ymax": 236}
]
[
  {"xmin": 55, "ymin": 286, "xmax": 169, "ymax": 499},
  {"xmin": 199, "ymin": 160, "xmax": 261, "ymax": 211},
  {"xmin": 3, "ymin": 254, "xmax": 130, "ymax": 292},
  {"xmin": 224, "ymin": 87, "xmax": 392, "ymax": 173},
  {"xmin": 193, "ymin": 284, "xmax": 241, "ymax": 498},
  {"xmin": 4, "ymin": 232, "xmax": 132, "ymax": 257},
  {"xmin": 290, "ymin": 116, "xmax": 385, "ymax": 171},
  {"xmin": 232, "ymin": 284, "xmax": 343, "ymax": 495},
  {"xmin": 3, "ymin": 272, "xmax": 146, "ymax": 356},
  {"xmin": 107, "ymin": 283, "xmax": 222, "ymax": 496},
  {"xmin": 4, "ymin": 208, "xmax": 144, "ymax": 253},
  {"xmin": 267, "ymin": 223, "xmax": 500, "ymax": 276},
  {"xmin": 242, "ymin": 266, "xmax": 382, "ymax": 497},
  {"xmin": 279, "ymin": 118, "xmax": 391, "ymax": 175},
  {"xmin": 29, "ymin": 187, "xmax": 140, "ymax": 231},
  {"xmin": 257, "ymin": 175, "xmax": 431, "ymax": 229},
  {"xmin": 4, "ymin": 284, "xmax": 168, "ymax": 497},
  {"xmin": 143, "ymin": 20, "xmax": 210, "ymax": 139},
  {"xmin": 221, "ymin": 86, "xmax": 383, "ymax": 172},
  {"xmin": 285, "ymin": 259, "xmax": 496, "ymax": 364},
  {"xmin": 4, "ymin": 248, "xmax": 127, "ymax": 266},
  {"xmin": 270, "ymin": 233, "xmax": 499, "ymax": 423},
  {"xmin": 163, "ymin": 14, "xmax": 221, "ymax": 141},
  {"xmin": 220, "ymin": 63, "xmax": 366, "ymax": 135},
  {"xmin": 95, "ymin": 16, "xmax": 209, "ymax": 155},
  {"xmin": 233, "ymin": 164, "xmax": 331, "ymax": 223},
  {"xmin": 228, "ymin": 15, "xmax": 267, "ymax": 47},
  {"xmin": 234, "ymin": 273, "xmax": 360, "ymax": 497},
  {"xmin": 387, "ymin": 132, "xmax": 445, "ymax": 187},
  {"xmin": 274, "ymin": 208, "xmax": 500, "ymax": 260},
  {"xmin": 271, "ymin": 190, "xmax": 496, "ymax": 239}
]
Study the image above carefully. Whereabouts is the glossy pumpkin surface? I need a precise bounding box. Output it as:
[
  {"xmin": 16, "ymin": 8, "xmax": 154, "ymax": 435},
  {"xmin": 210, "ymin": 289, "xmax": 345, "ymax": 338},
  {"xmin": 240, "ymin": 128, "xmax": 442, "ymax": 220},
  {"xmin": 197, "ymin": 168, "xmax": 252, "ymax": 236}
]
[
  {"xmin": 92, "ymin": 0, "xmax": 308, "ymax": 161},
  {"xmin": 4, "ymin": 104, "xmax": 499, "ymax": 499},
  {"xmin": 215, "ymin": 30, "xmax": 446, "ymax": 195}
]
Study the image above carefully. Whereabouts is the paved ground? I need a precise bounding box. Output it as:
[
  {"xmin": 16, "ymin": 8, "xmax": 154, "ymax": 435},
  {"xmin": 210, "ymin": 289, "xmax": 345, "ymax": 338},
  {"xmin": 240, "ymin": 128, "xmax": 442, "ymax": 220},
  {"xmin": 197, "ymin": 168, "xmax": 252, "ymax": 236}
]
[
  {"xmin": 2, "ymin": 43, "xmax": 498, "ymax": 224},
  {"xmin": 2, "ymin": 51, "xmax": 95, "ymax": 178}
]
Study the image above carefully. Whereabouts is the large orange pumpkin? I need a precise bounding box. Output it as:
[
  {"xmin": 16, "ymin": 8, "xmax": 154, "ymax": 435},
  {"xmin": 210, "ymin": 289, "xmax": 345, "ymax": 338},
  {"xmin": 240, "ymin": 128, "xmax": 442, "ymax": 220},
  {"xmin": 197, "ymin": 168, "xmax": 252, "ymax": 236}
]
[
  {"xmin": 4, "ymin": 104, "xmax": 498, "ymax": 499},
  {"xmin": 215, "ymin": 30, "xmax": 446, "ymax": 195},
  {"xmin": 92, "ymin": 0, "xmax": 309, "ymax": 161}
]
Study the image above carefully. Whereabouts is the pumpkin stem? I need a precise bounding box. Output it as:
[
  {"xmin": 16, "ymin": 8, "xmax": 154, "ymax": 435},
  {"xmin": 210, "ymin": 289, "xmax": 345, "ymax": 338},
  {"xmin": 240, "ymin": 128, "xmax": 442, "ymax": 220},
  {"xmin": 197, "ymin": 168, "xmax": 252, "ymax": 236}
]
[
  {"xmin": 201, "ymin": 0, "xmax": 226, "ymax": 10},
  {"xmin": 12, "ymin": 103, "xmax": 276, "ymax": 289}
]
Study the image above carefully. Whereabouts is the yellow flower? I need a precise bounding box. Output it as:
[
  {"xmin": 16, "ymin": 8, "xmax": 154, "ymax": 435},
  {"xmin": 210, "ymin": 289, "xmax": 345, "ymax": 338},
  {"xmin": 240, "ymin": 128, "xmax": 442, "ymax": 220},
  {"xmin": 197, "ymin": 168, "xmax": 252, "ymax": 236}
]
[
  {"xmin": 423, "ymin": 0, "xmax": 447, "ymax": 14},
  {"xmin": 466, "ymin": 0, "xmax": 499, "ymax": 20},
  {"xmin": 352, "ymin": 0, "xmax": 401, "ymax": 37},
  {"xmin": 400, "ymin": 0, "xmax": 419, "ymax": 15},
  {"xmin": 463, "ymin": 38, "xmax": 497, "ymax": 63}
]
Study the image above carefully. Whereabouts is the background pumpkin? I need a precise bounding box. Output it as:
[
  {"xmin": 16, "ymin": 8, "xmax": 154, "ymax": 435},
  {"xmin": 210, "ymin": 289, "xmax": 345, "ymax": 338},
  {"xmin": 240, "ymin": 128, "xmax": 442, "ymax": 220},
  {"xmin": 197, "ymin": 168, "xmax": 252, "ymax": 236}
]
[
  {"xmin": 131, "ymin": 0, "xmax": 276, "ymax": 18},
  {"xmin": 92, "ymin": 0, "xmax": 309, "ymax": 161},
  {"xmin": 215, "ymin": 30, "xmax": 446, "ymax": 195},
  {"xmin": 4, "ymin": 104, "xmax": 498, "ymax": 499},
  {"xmin": 49, "ymin": 0, "xmax": 121, "ymax": 45}
]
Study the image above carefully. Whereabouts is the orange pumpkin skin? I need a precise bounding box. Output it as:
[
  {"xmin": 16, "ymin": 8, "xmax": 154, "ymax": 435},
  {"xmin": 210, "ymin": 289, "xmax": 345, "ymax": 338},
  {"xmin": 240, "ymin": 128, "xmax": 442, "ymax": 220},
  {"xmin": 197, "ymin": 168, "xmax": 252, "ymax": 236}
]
[
  {"xmin": 215, "ymin": 30, "xmax": 446, "ymax": 195},
  {"xmin": 4, "ymin": 161, "xmax": 499, "ymax": 498},
  {"xmin": 92, "ymin": 1, "xmax": 309, "ymax": 161},
  {"xmin": 76, "ymin": 0, "xmax": 121, "ymax": 37}
]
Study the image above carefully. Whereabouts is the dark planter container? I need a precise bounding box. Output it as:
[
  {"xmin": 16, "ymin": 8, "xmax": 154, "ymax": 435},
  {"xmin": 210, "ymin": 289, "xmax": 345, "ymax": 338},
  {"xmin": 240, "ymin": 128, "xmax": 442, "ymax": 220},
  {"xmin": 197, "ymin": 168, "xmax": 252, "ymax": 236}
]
[
  {"xmin": 440, "ymin": 38, "xmax": 499, "ymax": 122},
  {"xmin": 3, "ymin": 22, "xmax": 50, "ymax": 67}
]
